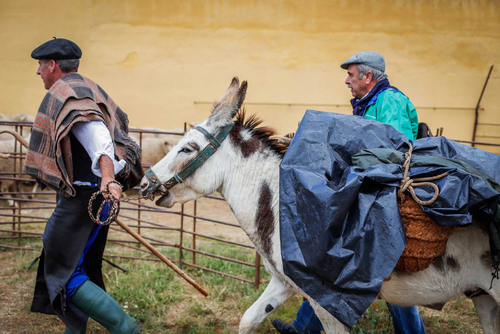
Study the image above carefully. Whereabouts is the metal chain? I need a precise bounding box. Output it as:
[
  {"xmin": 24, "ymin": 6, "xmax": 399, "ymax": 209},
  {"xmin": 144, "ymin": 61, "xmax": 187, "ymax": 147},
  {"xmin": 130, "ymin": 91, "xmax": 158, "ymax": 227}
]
[
  {"xmin": 120, "ymin": 193, "xmax": 154, "ymax": 202},
  {"xmin": 88, "ymin": 180, "xmax": 122, "ymax": 225}
]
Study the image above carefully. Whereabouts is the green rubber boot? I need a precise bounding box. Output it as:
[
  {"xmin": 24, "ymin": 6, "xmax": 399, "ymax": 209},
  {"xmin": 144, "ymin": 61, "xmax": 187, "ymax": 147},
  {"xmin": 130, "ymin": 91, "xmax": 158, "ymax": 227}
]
[
  {"xmin": 70, "ymin": 280, "xmax": 141, "ymax": 334},
  {"xmin": 63, "ymin": 323, "xmax": 86, "ymax": 334}
]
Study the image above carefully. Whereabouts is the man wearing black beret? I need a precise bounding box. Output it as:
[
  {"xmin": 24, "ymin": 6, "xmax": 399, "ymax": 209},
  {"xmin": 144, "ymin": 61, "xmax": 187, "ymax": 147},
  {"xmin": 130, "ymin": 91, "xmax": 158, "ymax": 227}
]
[
  {"xmin": 26, "ymin": 38, "xmax": 142, "ymax": 334},
  {"xmin": 31, "ymin": 38, "xmax": 82, "ymax": 90}
]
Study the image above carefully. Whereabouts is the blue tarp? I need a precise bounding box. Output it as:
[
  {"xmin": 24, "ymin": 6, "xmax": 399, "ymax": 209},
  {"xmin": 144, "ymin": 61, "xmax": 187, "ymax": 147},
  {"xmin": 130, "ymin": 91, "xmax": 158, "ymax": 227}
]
[{"xmin": 279, "ymin": 110, "xmax": 500, "ymax": 328}]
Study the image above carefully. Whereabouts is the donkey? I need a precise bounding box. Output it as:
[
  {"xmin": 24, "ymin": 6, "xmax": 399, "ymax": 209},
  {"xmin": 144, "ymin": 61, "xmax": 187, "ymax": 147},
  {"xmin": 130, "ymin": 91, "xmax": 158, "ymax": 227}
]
[{"xmin": 140, "ymin": 77, "xmax": 500, "ymax": 333}]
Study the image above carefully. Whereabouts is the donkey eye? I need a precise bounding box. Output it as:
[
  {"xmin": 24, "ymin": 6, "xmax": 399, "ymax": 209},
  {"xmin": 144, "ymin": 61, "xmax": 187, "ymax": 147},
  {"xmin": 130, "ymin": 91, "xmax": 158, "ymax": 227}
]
[{"xmin": 178, "ymin": 147, "xmax": 192, "ymax": 154}]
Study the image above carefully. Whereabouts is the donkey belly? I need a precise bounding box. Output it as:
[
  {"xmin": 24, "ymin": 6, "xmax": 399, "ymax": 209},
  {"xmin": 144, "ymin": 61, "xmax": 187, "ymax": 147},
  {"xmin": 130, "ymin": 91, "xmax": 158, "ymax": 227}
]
[
  {"xmin": 379, "ymin": 271, "xmax": 462, "ymax": 306},
  {"xmin": 380, "ymin": 224, "xmax": 492, "ymax": 306}
]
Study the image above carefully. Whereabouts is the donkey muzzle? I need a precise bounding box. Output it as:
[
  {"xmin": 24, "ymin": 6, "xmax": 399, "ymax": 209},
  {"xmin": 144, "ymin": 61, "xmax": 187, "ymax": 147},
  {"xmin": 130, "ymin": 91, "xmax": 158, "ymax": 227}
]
[{"xmin": 141, "ymin": 168, "xmax": 165, "ymax": 200}]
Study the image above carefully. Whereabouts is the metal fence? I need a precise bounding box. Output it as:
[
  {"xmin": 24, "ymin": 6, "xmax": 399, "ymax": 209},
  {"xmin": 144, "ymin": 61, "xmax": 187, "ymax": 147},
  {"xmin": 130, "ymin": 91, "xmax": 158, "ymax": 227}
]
[
  {"xmin": 1, "ymin": 119, "xmax": 498, "ymax": 290},
  {"xmin": 0, "ymin": 121, "xmax": 266, "ymax": 289}
]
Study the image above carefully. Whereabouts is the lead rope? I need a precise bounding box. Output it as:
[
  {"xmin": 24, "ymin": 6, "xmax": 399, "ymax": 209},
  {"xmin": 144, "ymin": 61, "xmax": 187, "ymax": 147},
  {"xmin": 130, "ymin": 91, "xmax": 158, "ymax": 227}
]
[
  {"xmin": 88, "ymin": 181, "xmax": 155, "ymax": 225},
  {"xmin": 398, "ymin": 142, "xmax": 449, "ymax": 205},
  {"xmin": 490, "ymin": 268, "xmax": 499, "ymax": 290},
  {"xmin": 88, "ymin": 180, "xmax": 122, "ymax": 225}
]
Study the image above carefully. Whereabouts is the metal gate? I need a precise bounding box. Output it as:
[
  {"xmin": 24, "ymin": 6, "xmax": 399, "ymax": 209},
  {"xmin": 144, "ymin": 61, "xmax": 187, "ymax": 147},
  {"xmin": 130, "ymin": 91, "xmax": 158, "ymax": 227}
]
[{"xmin": 0, "ymin": 121, "xmax": 267, "ymax": 288}]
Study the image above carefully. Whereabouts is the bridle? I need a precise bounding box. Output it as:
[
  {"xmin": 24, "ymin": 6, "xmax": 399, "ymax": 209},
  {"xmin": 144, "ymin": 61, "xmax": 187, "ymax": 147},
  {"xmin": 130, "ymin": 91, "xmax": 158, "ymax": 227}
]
[{"xmin": 143, "ymin": 123, "xmax": 234, "ymax": 200}]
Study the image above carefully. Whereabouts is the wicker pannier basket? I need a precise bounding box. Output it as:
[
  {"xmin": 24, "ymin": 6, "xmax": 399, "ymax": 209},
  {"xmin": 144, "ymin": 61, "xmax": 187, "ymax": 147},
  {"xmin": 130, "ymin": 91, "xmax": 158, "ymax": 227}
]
[{"xmin": 395, "ymin": 193, "xmax": 455, "ymax": 273}]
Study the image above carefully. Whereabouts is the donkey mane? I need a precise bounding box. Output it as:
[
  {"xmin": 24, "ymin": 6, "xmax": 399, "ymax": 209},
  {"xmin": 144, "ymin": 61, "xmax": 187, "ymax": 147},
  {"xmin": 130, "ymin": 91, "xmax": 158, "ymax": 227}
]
[{"xmin": 230, "ymin": 108, "xmax": 289, "ymax": 158}]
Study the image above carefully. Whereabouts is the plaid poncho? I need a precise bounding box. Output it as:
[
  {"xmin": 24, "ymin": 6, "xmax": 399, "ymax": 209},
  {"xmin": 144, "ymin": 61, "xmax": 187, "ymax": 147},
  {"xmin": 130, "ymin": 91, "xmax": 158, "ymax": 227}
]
[{"xmin": 25, "ymin": 73, "xmax": 141, "ymax": 197}]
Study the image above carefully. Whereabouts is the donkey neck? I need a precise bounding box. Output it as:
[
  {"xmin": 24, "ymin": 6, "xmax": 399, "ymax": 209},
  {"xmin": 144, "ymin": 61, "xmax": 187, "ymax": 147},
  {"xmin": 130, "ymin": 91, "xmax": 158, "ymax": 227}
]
[{"xmin": 221, "ymin": 147, "xmax": 281, "ymax": 250}]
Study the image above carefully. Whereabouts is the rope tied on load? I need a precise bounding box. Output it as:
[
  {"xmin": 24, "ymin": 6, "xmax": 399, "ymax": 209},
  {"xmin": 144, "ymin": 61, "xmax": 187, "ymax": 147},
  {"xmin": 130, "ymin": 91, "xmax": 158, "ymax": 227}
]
[{"xmin": 398, "ymin": 142, "xmax": 449, "ymax": 206}]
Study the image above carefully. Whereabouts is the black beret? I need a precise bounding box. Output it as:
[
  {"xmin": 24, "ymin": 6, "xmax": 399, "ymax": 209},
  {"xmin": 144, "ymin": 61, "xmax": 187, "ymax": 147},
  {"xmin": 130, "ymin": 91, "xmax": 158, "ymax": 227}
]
[{"xmin": 31, "ymin": 38, "xmax": 82, "ymax": 60}]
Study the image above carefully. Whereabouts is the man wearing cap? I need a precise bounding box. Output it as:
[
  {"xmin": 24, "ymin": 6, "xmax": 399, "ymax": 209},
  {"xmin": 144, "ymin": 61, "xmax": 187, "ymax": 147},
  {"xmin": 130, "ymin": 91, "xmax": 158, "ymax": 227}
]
[
  {"xmin": 272, "ymin": 52, "xmax": 423, "ymax": 334},
  {"xmin": 26, "ymin": 38, "xmax": 142, "ymax": 334},
  {"xmin": 341, "ymin": 51, "xmax": 418, "ymax": 140}
]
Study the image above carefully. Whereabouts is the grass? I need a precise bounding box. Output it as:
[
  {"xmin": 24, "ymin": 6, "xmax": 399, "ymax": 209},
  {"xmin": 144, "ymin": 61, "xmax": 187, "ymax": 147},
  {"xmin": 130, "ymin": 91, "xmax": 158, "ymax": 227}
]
[
  {"xmin": 101, "ymin": 239, "xmax": 273, "ymax": 333},
  {"xmin": 103, "ymin": 250, "xmax": 482, "ymax": 333},
  {"xmin": 350, "ymin": 300, "xmax": 394, "ymax": 333},
  {"xmin": 0, "ymin": 196, "xmax": 485, "ymax": 333},
  {"xmin": 0, "ymin": 244, "xmax": 485, "ymax": 333}
]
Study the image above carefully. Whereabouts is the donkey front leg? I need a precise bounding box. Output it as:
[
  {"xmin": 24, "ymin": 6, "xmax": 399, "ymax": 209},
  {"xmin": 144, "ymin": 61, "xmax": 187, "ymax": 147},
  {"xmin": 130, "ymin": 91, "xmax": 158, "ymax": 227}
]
[
  {"xmin": 309, "ymin": 300, "xmax": 349, "ymax": 334},
  {"xmin": 239, "ymin": 276, "xmax": 295, "ymax": 334},
  {"xmin": 473, "ymin": 294, "xmax": 500, "ymax": 334}
]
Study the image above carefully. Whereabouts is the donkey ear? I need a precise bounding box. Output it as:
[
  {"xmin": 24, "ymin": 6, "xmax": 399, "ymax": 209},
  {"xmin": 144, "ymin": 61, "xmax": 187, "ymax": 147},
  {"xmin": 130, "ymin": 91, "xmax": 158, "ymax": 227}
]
[
  {"xmin": 208, "ymin": 77, "xmax": 247, "ymax": 126},
  {"xmin": 213, "ymin": 77, "xmax": 240, "ymax": 110}
]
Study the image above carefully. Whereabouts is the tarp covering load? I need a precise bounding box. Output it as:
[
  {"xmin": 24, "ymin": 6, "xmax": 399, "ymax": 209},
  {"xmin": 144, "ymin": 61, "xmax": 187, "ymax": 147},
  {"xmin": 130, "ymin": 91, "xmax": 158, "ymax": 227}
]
[{"xmin": 279, "ymin": 110, "xmax": 500, "ymax": 328}]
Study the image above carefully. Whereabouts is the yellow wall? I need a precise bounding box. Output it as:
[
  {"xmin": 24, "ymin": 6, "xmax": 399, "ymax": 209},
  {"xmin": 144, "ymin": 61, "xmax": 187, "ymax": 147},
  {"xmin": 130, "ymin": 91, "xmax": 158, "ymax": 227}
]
[{"xmin": 1, "ymin": 0, "xmax": 499, "ymax": 153}]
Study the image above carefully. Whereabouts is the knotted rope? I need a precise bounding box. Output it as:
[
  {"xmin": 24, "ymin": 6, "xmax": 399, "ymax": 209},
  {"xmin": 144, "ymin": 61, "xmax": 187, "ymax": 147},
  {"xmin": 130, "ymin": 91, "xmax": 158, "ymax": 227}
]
[
  {"xmin": 398, "ymin": 143, "xmax": 449, "ymax": 206},
  {"xmin": 88, "ymin": 180, "xmax": 122, "ymax": 225}
]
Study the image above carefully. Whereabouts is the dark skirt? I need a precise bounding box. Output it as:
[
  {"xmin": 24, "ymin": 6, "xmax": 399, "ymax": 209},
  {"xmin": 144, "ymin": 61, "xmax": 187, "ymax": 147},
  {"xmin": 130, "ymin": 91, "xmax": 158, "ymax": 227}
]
[{"xmin": 31, "ymin": 186, "xmax": 109, "ymax": 333}]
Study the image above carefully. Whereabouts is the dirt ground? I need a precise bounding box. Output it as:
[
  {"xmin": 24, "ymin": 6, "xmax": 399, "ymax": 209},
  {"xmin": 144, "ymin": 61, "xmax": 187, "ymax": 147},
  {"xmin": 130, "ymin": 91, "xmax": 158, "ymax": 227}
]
[{"xmin": 0, "ymin": 251, "xmax": 69, "ymax": 334}]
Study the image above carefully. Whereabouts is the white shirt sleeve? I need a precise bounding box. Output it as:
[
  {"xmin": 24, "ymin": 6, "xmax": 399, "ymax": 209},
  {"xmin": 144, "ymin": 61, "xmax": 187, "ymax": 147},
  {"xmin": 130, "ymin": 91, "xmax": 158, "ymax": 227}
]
[{"xmin": 71, "ymin": 121, "xmax": 127, "ymax": 177}]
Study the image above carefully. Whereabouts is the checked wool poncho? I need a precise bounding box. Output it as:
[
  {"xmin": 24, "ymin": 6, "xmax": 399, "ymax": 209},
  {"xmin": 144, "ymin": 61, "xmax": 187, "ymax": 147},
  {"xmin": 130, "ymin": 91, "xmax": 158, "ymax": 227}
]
[
  {"xmin": 27, "ymin": 73, "xmax": 141, "ymax": 332},
  {"xmin": 25, "ymin": 73, "xmax": 141, "ymax": 196}
]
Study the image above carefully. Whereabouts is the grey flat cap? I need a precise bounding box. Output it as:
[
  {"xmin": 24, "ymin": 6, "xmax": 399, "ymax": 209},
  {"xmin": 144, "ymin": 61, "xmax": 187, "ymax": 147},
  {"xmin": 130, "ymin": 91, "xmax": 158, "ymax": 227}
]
[
  {"xmin": 31, "ymin": 37, "xmax": 82, "ymax": 60},
  {"xmin": 340, "ymin": 51, "xmax": 385, "ymax": 72}
]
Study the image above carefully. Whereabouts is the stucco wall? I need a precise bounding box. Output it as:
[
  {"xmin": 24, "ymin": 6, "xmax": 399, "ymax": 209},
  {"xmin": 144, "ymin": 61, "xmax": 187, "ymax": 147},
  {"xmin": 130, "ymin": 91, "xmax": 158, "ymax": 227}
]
[{"xmin": 1, "ymin": 0, "xmax": 499, "ymax": 153}]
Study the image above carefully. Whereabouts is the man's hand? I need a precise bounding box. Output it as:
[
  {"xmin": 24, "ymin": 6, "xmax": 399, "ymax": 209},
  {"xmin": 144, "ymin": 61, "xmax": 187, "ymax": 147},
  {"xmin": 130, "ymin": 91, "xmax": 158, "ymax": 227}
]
[
  {"xmin": 99, "ymin": 156, "xmax": 122, "ymax": 200},
  {"xmin": 101, "ymin": 178, "xmax": 122, "ymax": 199}
]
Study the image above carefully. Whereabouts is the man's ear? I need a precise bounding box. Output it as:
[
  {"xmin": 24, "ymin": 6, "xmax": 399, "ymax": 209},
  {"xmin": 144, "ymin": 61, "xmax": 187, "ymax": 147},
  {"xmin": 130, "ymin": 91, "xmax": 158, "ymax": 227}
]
[
  {"xmin": 364, "ymin": 71, "xmax": 373, "ymax": 84},
  {"xmin": 48, "ymin": 59, "xmax": 57, "ymax": 73}
]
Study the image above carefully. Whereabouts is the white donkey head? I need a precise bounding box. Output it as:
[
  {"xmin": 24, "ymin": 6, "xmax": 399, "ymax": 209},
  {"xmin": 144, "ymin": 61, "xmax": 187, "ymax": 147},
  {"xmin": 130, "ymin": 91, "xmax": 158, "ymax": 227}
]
[{"xmin": 140, "ymin": 77, "xmax": 248, "ymax": 207}]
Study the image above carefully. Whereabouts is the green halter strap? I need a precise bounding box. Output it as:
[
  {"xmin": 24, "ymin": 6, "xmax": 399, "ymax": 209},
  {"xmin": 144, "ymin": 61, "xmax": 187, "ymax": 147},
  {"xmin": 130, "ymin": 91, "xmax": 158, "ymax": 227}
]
[{"xmin": 144, "ymin": 123, "xmax": 234, "ymax": 197}]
